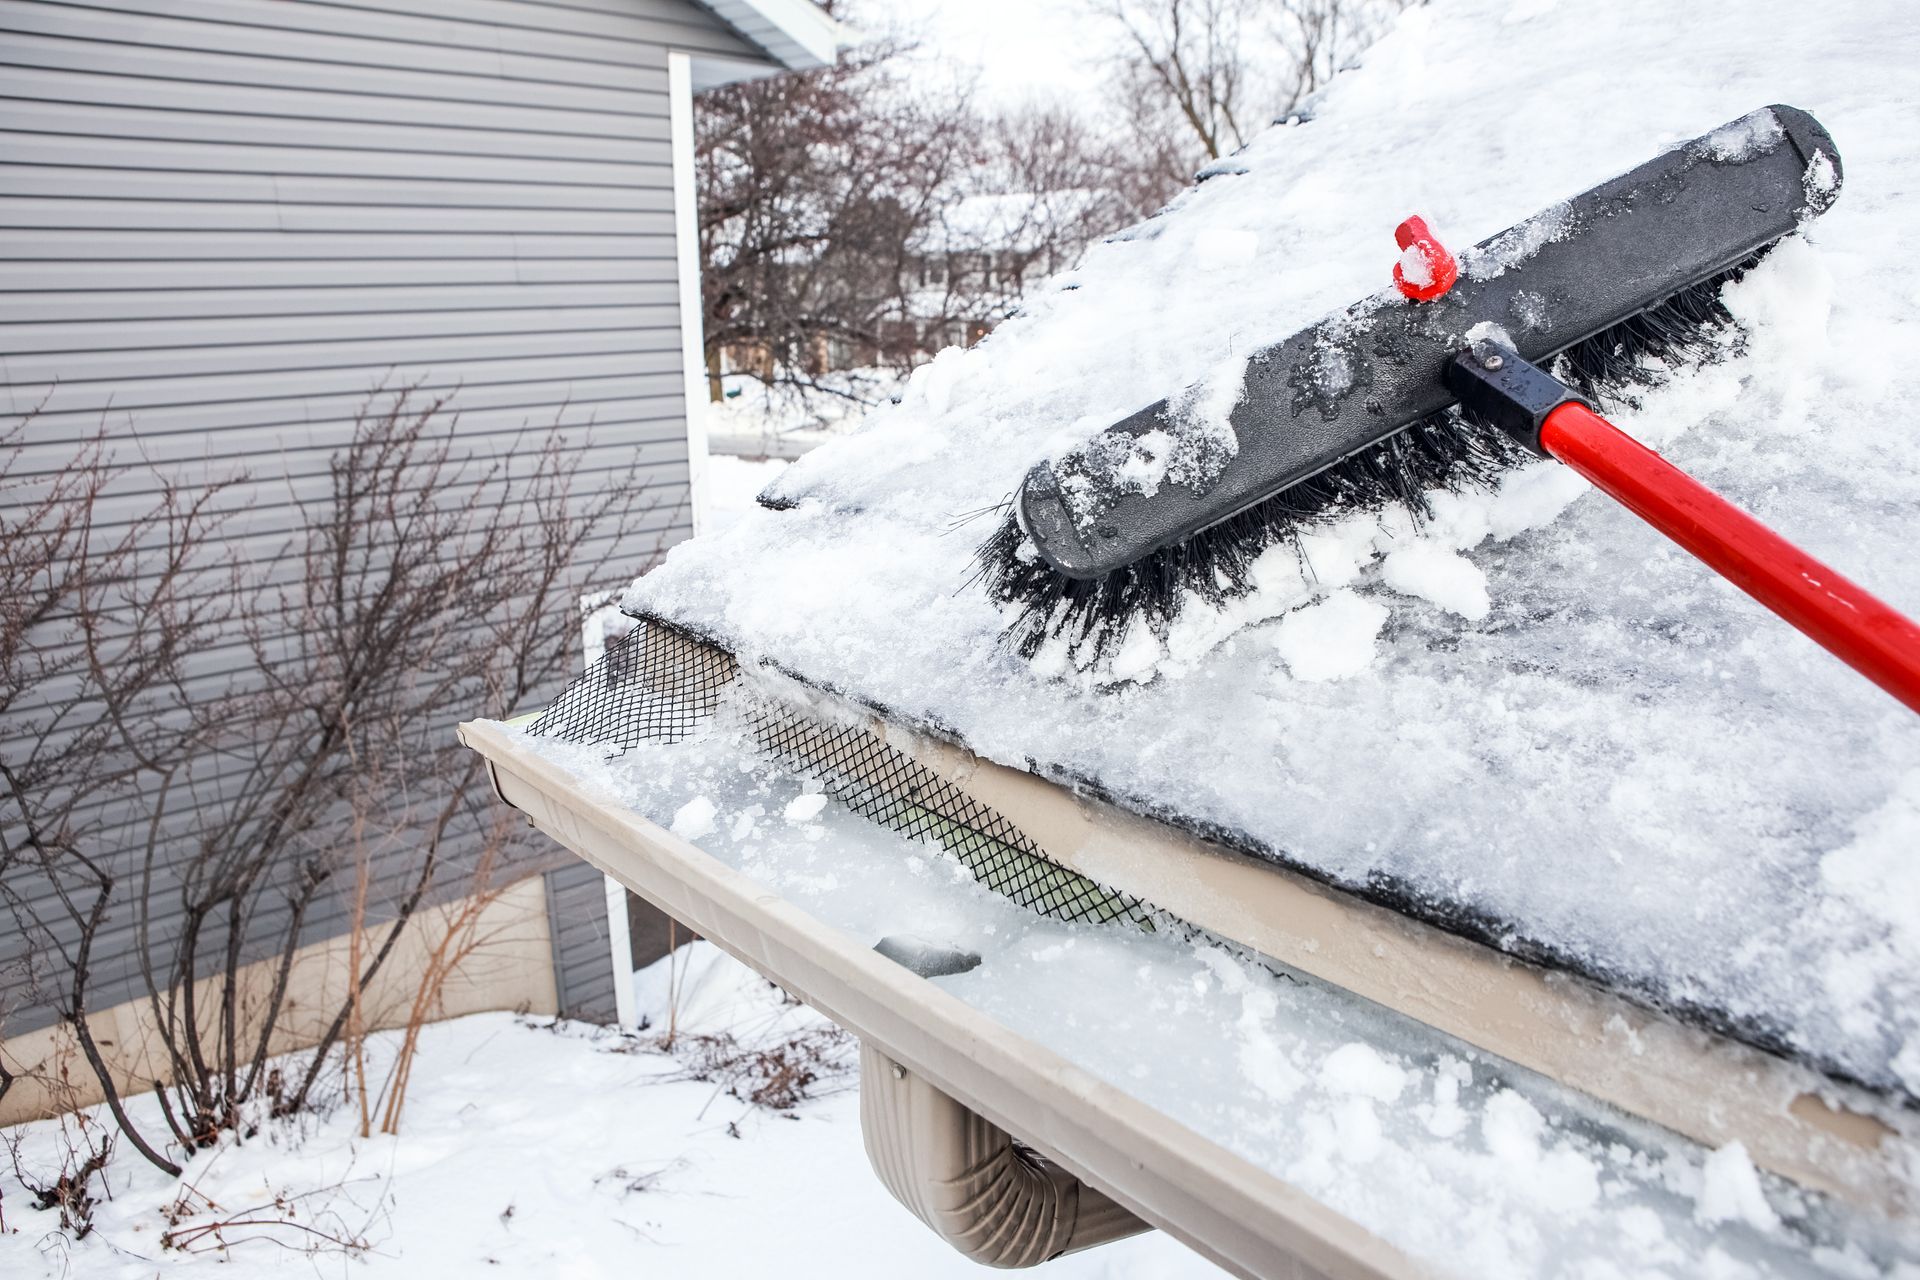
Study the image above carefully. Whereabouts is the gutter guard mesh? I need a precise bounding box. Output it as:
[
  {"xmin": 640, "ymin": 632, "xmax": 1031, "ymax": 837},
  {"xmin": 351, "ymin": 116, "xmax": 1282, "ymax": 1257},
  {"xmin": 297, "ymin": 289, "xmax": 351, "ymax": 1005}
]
[{"xmin": 529, "ymin": 619, "xmax": 1155, "ymax": 932}]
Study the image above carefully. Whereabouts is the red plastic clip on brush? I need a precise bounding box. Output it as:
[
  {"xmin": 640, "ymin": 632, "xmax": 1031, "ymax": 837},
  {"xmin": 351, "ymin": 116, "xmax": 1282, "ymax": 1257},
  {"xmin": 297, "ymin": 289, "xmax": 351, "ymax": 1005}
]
[{"xmin": 1445, "ymin": 337, "xmax": 1920, "ymax": 715}]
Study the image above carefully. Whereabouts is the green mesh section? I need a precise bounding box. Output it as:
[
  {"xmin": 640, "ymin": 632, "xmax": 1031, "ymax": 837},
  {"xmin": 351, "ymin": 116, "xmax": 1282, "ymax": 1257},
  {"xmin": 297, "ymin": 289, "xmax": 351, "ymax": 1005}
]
[{"xmin": 529, "ymin": 619, "xmax": 1155, "ymax": 931}]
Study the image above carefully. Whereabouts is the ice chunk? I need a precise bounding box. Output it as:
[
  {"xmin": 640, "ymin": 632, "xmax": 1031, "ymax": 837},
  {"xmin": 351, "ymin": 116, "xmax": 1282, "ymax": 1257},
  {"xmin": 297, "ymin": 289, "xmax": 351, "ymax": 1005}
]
[
  {"xmin": 1481, "ymin": 1088, "xmax": 1547, "ymax": 1164},
  {"xmin": 1333, "ymin": 1096, "xmax": 1385, "ymax": 1163},
  {"xmin": 1380, "ymin": 542, "xmax": 1491, "ymax": 620},
  {"xmin": 1271, "ymin": 591, "xmax": 1387, "ymax": 681},
  {"xmin": 784, "ymin": 792, "xmax": 828, "ymax": 823},
  {"xmin": 671, "ymin": 795, "xmax": 718, "ymax": 840},
  {"xmin": 1318, "ymin": 1042, "xmax": 1408, "ymax": 1102},
  {"xmin": 873, "ymin": 935, "xmax": 982, "ymax": 978},
  {"xmin": 1694, "ymin": 1143, "xmax": 1780, "ymax": 1232},
  {"xmin": 1397, "ymin": 241, "xmax": 1435, "ymax": 288},
  {"xmin": 1481, "ymin": 1090, "xmax": 1600, "ymax": 1215}
]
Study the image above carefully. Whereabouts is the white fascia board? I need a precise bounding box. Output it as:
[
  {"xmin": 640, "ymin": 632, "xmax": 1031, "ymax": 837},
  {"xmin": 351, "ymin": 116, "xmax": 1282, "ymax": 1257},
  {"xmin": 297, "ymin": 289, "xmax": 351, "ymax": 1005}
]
[
  {"xmin": 667, "ymin": 52, "xmax": 710, "ymax": 534},
  {"xmin": 699, "ymin": 0, "xmax": 844, "ymax": 71}
]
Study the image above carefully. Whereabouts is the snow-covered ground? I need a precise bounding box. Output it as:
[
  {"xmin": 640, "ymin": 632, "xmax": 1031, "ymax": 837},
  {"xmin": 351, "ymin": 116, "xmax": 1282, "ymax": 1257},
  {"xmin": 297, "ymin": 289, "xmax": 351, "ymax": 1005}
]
[
  {"xmin": 705, "ymin": 370, "xmax": 905, "ymax": 460},
  {"xmin": 704, "ymin": 454, "xmax": 789, "ymax": 532},
  {"xmin": 0, "ymin": 945, "xmax": 1220, "ymax": 1278}
]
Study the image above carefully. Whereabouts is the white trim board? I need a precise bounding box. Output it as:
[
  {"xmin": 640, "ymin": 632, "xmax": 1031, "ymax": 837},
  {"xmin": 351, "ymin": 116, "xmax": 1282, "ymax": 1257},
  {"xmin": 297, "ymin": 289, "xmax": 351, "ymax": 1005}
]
[
  {"xmin": 604, "ymin": 870, "xmax": 637, "ymax": 1027},
  {"xmin": 696, "ymin": 0, "xmax": 842, "ymax": 71},
  {"xmin": 667, "ymin": 51, "xmax": 711, "ymax": 534}
]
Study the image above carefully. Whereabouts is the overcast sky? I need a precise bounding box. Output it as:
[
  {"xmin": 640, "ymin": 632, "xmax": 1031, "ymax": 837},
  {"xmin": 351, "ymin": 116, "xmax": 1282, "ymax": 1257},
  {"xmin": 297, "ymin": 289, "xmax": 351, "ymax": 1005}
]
[{"xmin": 875, "ymin": 0, "xmax": 1117, "ymax": 112}]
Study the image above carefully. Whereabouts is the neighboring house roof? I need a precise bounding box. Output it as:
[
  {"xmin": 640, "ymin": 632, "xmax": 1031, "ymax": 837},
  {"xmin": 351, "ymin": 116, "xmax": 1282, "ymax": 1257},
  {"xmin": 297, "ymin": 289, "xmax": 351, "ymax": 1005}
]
[
  {"xmin": 692, "ymin": 0, "xmax": 844, "ymax": 86},
  {"xmin": 625, "ymin": 0, "xmax": 1920, "ymax": 1103}
]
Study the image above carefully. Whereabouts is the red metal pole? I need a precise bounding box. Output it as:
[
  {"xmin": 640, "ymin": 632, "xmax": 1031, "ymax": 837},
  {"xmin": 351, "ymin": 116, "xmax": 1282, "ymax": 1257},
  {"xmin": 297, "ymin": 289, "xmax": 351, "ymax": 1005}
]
[{"xmin": 1539, "ymin": 402, "xmax": 1920, "ymax": 714}]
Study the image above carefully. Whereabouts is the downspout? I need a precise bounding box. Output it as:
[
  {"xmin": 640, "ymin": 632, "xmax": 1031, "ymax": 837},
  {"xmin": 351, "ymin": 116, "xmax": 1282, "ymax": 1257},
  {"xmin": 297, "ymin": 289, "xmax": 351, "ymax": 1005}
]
[{"xmin": 859, "ymin": 1042, "xmax": 1151, "ymax": 1267}]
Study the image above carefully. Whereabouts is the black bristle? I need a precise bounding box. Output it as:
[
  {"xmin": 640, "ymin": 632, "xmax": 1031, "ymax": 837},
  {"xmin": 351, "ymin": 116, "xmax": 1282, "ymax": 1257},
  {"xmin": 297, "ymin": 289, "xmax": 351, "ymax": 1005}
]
[
  {"xmin": 1552, "ymin": 253, "xmax": 1755, "ymax": 408},
  {"xmin": 977, "ymin": 253, "xmax": 1761, "ymax": 663}
]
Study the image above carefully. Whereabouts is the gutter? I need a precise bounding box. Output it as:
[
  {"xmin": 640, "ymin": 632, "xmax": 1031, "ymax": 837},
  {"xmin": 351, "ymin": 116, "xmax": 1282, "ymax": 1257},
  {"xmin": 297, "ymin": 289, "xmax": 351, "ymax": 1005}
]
[
  {"xmin": 459, "ymin": 717, "xmax": 1420, "ymax": 1280},
  {"xmin": 871, "ymin": 720, "xmax": 1913, "ymax": 1217}
]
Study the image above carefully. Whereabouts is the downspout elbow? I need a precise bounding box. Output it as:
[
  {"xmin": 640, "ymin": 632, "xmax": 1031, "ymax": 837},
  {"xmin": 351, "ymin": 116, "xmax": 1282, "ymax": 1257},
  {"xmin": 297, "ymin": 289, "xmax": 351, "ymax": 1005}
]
[{"xmin": 859, "ymin": 1042, "xmax": 1150, "ymax": 1267}]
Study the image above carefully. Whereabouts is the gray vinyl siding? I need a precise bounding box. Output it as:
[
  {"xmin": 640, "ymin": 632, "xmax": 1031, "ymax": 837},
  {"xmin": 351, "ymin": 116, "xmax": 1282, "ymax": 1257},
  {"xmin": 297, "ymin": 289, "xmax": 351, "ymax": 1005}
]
[
  {"xmin": 544, "ymin": 858, "xmax": 620, "ymax": 1023},
  {"xmin": 0, "ymin": 0, "xmax": 780, "ymax": 1036}
]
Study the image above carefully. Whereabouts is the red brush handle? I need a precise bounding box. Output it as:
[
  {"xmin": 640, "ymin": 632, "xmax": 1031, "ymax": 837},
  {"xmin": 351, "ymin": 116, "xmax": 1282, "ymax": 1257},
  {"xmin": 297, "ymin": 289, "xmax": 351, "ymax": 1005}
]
[{"xmin": 1539, "ymin": 402, "xmax": 1920, "ymax": 714}]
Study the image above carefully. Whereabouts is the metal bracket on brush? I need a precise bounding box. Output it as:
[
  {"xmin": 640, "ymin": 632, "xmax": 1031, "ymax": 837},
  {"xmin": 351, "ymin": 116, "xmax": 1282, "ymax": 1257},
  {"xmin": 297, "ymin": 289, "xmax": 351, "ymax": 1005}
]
[{"xmin": 1442, "ymin": 337, "xmax": 1585, "ymax": 457}]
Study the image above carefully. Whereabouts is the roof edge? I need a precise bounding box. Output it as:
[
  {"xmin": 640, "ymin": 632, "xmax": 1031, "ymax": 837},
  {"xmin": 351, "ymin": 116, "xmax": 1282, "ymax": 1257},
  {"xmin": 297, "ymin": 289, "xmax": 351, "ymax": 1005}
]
[{"xmin": 694, "ymin": 0, "xmax": 847, "ymax": 72}]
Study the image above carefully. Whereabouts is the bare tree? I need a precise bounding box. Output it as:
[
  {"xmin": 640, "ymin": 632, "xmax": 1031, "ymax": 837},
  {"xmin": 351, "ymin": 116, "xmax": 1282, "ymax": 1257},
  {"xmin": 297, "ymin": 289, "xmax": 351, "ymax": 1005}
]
[
  {"xmin": 1, "ymin": 393, "xmax": 671, "ymax": 1175},
  {"xmin": 1097, "ymin": 0, "xmax": 1415, "ymax": 207},
  {"xmin": 1100, "ymin": 0, "xmax": 1256, "ymax": 164},
  {"xmin": 695, "ymin": 25, "xmax": 980, "ymax": 402}
]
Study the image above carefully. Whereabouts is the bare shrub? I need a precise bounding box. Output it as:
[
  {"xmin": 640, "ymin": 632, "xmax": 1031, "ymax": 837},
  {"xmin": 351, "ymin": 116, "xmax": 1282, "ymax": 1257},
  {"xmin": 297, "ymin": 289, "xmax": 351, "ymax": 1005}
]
[
  {"xmin": 158, "ymin": 1169, "xmax": 379, "ymax": 1259},
  {"xmin": 650, "ymin": 972, "xmax": 856, "ymax": 1115},
  {"xmin": 0, "ymin": 413, "xmax": 235, "ymax": 1174},
  {"xmin": 672, "ymin": 1023, "xmax": 855, "ymax": 1113},
  {"xmin": 1, "ymin": 390, "xmax": 676, "ymax": 1178},
  {"xmin": 2, "ymin": 1038, "xmax": 116, "ymax": 1240}
]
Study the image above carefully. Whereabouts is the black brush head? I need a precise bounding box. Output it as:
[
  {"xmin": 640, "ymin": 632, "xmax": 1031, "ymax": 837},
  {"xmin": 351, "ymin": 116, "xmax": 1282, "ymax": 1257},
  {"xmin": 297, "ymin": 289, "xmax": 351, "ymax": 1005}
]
[
  {"xmin": 976, "ymin": 262, "xmax": 1752, "ymax": 663},
  {"xmin": 974, "ymin": 103, "xmax": 1843, "ymax": 668}
]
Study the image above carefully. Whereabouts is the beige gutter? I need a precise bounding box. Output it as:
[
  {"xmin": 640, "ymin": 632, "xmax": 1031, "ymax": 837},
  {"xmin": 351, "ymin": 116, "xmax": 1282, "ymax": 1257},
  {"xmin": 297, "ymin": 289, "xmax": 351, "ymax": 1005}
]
[
  {"xmin": 876, "ymin": 718, "xmax": 1915, "ymax": 1218},
  {"xmin": 459, "ymin": 717, "xmax": 1421, "ymax": 1280}
]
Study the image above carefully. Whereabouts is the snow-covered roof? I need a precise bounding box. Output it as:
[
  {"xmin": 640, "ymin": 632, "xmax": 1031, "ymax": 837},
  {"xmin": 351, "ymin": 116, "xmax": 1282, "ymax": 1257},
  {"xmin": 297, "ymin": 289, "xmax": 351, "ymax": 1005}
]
[{"xmin": 631, "ymin": 0, "xmax": 1920, "ymax": 1102}]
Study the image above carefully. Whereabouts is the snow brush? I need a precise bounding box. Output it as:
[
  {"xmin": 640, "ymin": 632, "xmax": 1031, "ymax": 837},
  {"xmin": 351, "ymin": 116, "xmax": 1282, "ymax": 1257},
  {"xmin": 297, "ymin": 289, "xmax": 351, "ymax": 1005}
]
[{"xmin": 979, "ymin": 104, "xmax": 1920, "ymax": 714}]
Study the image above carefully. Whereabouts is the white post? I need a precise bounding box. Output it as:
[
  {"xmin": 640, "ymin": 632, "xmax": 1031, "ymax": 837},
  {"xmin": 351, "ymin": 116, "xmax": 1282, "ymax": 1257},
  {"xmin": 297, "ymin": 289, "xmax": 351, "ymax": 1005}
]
[
  {"xmin": 604, "ymin": 871, "xmax": 637, "ymax": 1027},
  {"xmin": 668, "ymin": 50, "xmax": 711, "ymax": 535}
]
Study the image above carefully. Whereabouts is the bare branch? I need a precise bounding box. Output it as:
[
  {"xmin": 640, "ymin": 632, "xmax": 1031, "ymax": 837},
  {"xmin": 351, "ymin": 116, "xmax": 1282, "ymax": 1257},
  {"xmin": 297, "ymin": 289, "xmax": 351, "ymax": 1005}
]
[{"xmin": 2, "ymin": 387, "xmax": 674, "ymax": 1176}]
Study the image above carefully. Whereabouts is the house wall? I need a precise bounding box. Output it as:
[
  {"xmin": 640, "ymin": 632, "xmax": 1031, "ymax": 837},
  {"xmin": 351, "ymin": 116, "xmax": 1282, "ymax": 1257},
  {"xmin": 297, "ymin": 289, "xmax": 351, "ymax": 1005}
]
[
  {"xmin": 0, "ymin": 0, "xmax": 777, "ymax": 1045},
  {"xmin": 544, "ymin": 857, "xmax": 622, "ymax": 1023},
  {"xmin": 0, "ymin": 872, "xmax": 559, "ymax": 1127}
]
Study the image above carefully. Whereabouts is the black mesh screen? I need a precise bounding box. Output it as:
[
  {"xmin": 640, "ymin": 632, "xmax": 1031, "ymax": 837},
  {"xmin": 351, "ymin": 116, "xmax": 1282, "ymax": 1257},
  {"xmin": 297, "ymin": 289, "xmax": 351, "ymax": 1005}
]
[
  {"xmin": 528, "ymin": 620, "xmax": 738, "ymax": 748},
  {"xmin": 529, "ymin": 619, "xmax": 1155, "ymax": 931}
]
